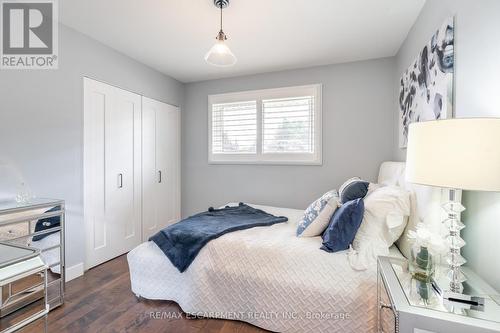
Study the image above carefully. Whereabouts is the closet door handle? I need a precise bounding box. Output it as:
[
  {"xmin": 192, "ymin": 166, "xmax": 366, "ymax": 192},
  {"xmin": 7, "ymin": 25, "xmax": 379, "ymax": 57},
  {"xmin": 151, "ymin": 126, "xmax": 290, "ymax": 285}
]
[
  {"xmin": 118, "ymin": 173, "xmax": 123, "ymax": 188},
  {"xmin": 158, "ymin": 170, "xmax": 162, "ymax": 183}
]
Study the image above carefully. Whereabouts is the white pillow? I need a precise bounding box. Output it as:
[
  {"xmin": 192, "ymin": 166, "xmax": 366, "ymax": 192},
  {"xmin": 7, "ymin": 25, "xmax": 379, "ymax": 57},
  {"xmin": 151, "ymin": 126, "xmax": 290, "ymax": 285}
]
[
  {"xmin": 349, "ymin": 185, "xmax": 410, "ymax": 269},
  {"xmin": 297, "ymin": 191, "xmax": 340, "ymax": 237}
]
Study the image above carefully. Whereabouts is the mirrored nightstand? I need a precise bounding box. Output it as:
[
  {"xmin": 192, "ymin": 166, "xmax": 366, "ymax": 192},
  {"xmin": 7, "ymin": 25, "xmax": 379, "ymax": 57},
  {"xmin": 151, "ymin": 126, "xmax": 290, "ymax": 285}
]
[{"xmin": 377, "ymin": 256, "xmax": 500, "ymax": 333}]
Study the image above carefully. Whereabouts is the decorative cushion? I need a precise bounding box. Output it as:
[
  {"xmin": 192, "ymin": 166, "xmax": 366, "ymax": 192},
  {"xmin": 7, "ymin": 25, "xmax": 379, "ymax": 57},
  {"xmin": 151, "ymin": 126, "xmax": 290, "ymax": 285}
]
[
  {"xmin": 297, "ymin": 190, "xmax": 339, "ymax": 237},
  {"xmin": 349, "ymin": 185, "xmax": 411, "ymax": 268},
  {"xmin": 32, "ymin": 206, "xmax": 61, "ymax": 241},
  {"xmin": 339, "ymin": 178, "xmax": 370, "ymax": 203},
  {"xmin": 320, "ymin": 198, "xmax": 365, "ymax": 253}
]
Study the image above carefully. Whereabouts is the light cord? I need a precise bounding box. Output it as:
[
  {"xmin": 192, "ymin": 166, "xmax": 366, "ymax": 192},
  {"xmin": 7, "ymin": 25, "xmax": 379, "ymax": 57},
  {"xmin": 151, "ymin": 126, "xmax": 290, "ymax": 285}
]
[{"xmin": 220, "ymin": 3, "xmax": 223, "ymax": 31}]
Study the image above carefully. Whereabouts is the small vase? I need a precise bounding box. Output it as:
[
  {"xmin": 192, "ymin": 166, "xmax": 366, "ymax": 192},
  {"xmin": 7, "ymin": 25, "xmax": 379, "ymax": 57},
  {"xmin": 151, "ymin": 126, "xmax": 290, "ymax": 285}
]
[
  {"xmin": 409, "ymin": 245, "xmax": 435, "ymax": 283},
  {"xmin": 15, "ymin": 182, "xmax": 33, "ymax": 204}
]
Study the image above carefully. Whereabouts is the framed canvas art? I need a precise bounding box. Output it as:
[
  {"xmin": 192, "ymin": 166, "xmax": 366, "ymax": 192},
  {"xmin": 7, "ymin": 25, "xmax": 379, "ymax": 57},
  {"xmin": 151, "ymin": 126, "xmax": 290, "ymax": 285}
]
[{"xmin": 399, "ymin": 17, "xmax": 455, "ymax": 148}]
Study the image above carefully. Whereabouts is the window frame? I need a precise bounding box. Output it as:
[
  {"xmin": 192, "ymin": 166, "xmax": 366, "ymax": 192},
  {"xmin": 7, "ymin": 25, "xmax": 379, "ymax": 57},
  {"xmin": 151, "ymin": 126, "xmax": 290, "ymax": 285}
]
[{"xmin": 208, "ymin": 84, "xmax": 322, "ymax": 165}]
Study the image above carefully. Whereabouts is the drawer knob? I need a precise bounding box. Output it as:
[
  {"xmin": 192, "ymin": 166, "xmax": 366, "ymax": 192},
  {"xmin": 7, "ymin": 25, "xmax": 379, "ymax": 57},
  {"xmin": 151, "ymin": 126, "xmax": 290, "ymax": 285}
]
[{"xmin": 380, "ymin": 301, "xmax": 393, "ymax": 310}]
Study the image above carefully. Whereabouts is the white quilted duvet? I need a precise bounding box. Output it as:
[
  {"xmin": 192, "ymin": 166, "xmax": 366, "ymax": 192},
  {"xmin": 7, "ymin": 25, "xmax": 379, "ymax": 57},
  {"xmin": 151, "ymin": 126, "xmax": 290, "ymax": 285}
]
[{"xmin": 127, "ymin": 204, "xmax": 402, "ymax": 333}]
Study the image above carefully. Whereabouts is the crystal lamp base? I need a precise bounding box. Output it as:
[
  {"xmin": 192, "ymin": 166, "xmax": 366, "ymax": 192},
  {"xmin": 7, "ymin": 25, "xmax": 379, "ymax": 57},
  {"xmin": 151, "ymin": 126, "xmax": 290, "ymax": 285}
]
[{"xmin": 442, "ymin": 189, "xmax": 466, "ymax": 293}]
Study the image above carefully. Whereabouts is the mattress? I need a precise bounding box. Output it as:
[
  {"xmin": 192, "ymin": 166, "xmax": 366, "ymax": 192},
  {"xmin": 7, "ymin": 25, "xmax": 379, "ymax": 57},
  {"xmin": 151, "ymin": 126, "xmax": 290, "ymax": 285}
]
[{"xmin": 127, "ymin": 204, "xmax": 403, "ymax": 333}]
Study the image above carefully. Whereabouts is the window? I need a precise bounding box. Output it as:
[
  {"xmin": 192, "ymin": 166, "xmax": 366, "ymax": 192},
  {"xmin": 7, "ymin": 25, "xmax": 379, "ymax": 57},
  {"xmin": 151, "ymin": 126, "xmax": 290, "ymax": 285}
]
[
  {"xmin": 212, "ymin": 100, "xmax": 257, "ymax": 154},
  {"xmin": 262, "ymin": 96, "xmax": 315, "ymax": 154},
  {"xmin": 208, "ymin": 85, "xmax": 322, "ymax": 164}
]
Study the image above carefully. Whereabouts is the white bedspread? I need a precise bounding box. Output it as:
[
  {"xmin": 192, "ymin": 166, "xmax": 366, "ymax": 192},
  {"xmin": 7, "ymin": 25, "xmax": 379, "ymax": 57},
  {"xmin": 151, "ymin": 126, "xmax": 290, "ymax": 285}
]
[{"xmin": 127, "ymin": 204, "xmax": 402, "ymax": 333}]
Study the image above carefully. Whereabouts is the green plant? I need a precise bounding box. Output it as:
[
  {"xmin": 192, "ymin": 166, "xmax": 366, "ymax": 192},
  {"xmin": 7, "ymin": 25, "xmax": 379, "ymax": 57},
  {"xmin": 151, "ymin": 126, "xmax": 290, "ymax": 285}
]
[{"xmin": 413, "ymin": 246, "xmax": 433, "ymax": 282}]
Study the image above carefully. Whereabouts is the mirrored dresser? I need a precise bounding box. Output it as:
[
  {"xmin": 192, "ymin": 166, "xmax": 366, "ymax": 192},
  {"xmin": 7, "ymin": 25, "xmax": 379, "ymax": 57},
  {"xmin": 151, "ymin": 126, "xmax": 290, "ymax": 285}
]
[
  {"xmin": 0, "ymin": 199, "xmax": 65, "ymax": 311},
  {"xmin": 0, "ymin": 242, "xmax": 48, "ymax": 333},
  {"xmin": 377, "ymin": 256, "xmax": 500, "ymax": 333}
]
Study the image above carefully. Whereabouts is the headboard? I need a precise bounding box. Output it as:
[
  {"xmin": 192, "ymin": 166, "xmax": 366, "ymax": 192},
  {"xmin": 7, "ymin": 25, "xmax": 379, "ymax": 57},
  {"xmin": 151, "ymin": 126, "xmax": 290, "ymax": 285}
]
[{"xmin": 377, "ymin": 161, "xmax": 453, "ymax": 258}]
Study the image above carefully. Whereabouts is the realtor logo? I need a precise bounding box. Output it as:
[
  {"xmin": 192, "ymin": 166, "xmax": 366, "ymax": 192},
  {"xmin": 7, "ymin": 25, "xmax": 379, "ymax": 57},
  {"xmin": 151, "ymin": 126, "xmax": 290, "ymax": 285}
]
[{"xmin": 1, "ymin": 0, "xmax": 58, "ymax": 69}]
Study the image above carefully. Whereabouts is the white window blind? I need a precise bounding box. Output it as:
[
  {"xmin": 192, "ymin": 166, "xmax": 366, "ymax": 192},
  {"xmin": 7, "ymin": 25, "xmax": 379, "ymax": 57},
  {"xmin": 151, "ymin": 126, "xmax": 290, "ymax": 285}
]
[
  {"xmin": 262, "ymin": 96, "xmax": 314, "ymax": 154},
  {"xmin": 208, "ymin": 84, "xmax": 322, "ymax": 164},
  {"xmin": 211, "ymin": 101, "xmax": 257, "ymax": 154}
]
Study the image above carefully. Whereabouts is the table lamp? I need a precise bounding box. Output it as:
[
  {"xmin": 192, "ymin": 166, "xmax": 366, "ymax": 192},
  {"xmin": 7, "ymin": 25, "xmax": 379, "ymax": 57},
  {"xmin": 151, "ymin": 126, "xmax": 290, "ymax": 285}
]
[{"xmin": 405, "ymin": 118, "xmax": 500, "ymax": 293}]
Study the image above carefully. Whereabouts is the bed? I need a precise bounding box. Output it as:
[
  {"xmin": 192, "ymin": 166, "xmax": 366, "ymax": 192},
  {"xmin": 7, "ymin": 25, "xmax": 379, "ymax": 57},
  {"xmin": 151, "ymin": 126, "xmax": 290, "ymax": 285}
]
[{"xmin": 127, "ymin": 162, "xmax": 446, "ymax": 333}]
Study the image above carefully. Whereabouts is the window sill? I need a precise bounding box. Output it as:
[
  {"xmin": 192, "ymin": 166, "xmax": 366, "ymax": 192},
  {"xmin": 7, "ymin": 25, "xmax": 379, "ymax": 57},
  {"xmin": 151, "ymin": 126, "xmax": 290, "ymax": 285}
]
[{"xmin": 207, "ymin": 159, "xmax": 323, "ymax": 166}]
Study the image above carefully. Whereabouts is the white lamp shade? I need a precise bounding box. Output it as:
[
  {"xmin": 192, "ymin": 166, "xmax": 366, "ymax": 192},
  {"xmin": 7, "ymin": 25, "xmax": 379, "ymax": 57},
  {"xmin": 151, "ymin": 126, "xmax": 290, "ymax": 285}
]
[
  {"xmin": 406, "ymin": 118, "xmax": 500, "ymax": 191},
  {"xmin": 204, "ymin": 40, "xmax": 237, "ymax": 67}
]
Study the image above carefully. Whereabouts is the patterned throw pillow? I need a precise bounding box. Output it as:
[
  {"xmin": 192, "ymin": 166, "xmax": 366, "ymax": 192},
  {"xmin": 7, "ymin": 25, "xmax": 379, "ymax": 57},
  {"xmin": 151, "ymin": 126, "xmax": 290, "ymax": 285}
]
[{"xmin": 297, "ymin": 190, "xmax": 340, "ymax": 237}]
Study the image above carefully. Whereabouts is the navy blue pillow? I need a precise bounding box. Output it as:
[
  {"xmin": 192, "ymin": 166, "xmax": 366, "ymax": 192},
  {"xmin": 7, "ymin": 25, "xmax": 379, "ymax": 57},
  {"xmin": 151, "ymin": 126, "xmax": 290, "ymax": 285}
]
[
  {"xmin": 321, "ymin": 198, "xmax": 365, "ymax": 253},
  {"xmin": 32, "ymin": 206, "xmax": 61, "ymax": 242},
  {"xmin": 339, "ymin": 178, "xmax": 369, "ymax": 203}
]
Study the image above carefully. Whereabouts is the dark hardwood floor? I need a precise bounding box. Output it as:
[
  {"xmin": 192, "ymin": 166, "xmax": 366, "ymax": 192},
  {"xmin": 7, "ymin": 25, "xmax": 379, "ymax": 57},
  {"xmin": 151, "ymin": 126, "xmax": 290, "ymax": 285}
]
[{"xmin": 20, "ymin": 255, "xmax": 268, "ymax": 333}]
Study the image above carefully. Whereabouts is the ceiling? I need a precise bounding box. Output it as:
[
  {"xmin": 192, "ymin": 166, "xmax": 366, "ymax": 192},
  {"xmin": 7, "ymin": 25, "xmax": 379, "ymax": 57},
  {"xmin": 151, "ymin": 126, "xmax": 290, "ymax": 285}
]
[{"xmin": 60, "ymin": 0, "xmax": 425, "ymax": 83}]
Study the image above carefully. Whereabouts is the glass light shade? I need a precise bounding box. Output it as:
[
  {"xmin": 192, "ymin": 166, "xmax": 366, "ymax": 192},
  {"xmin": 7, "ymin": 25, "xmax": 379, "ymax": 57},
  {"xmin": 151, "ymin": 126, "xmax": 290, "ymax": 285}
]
[{"xmin": 204, "ymin": 40, "xmax": 237, "ymax": 67}]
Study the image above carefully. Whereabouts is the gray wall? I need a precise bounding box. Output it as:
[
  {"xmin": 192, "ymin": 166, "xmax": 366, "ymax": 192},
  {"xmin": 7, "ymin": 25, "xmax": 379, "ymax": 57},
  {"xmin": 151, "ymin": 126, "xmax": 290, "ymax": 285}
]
[
  {"xmin": 5, "ymin": 2, "xmax": 497, "ymax": 291},
  {"xmin": 0, "ymin": 24, "xmax": 184, "ymax": 269},
  {"xmin": 182, "ymin": 58, "xmax": 396, "ymax": 217},
  {"xmin": 393, "ymin": 0, "xmax": 500, "ymax": 290}
]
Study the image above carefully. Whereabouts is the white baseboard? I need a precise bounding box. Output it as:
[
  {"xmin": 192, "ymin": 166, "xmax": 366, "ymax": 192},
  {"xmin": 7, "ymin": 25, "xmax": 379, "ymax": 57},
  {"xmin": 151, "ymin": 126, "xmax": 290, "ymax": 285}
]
[{"xmin": 65, "ymin": 262, "xmax": 84, "ymax": 282}]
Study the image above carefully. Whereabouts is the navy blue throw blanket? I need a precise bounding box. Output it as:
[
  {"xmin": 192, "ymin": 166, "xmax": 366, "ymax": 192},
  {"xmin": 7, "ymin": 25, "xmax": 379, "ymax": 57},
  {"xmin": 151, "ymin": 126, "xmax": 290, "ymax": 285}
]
[{"xmin": 149, "ymin": 203, "xmax": 288, "ymax": 272}]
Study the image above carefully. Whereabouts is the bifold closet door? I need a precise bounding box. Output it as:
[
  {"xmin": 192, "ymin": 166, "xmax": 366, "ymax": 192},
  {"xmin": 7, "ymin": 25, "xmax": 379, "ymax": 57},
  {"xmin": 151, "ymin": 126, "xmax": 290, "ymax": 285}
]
[
  {"xmin": 142, "ymin": 97, "xmax": 180, "ymax": 240},
  {"xmin": 84, "ymin": 78, "xmax": 142, "ymax": 269}
]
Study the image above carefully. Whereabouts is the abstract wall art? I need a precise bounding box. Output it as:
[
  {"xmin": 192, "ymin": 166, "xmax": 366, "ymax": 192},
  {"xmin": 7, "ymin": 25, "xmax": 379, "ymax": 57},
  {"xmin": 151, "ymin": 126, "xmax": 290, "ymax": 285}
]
[{"xmin": 399, "ymin": 17, "xmax": 454, "ymax": 148}]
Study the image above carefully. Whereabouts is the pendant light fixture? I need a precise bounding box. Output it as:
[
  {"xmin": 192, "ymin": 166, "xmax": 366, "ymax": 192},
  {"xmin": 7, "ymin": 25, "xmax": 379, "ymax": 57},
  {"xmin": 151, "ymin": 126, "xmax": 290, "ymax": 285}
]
[{"xmin": 205, "ymin": 0, "xmax": 237, "ymax": 67}]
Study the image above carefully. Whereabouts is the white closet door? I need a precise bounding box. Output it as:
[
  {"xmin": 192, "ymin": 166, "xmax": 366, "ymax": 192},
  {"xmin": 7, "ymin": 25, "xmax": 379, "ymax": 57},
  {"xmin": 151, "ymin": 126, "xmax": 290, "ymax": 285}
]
[
  {"xmin": 107, "ymin": 88, "xmax": 142, "ymax": 255},
  {"xmin": 142, "ymin": 97, "xmax": 180, "ymax": 240},
  {"xmin": 156, "ymin": 101, "xmax": 181, "ymax": 227},
  {"xmin": 141, "ymin": 101, "xmax": 158, "ymax": 239},
  {"xmin": 84, "ymin": 78, "xmax": 142, "ymax": 269}
]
